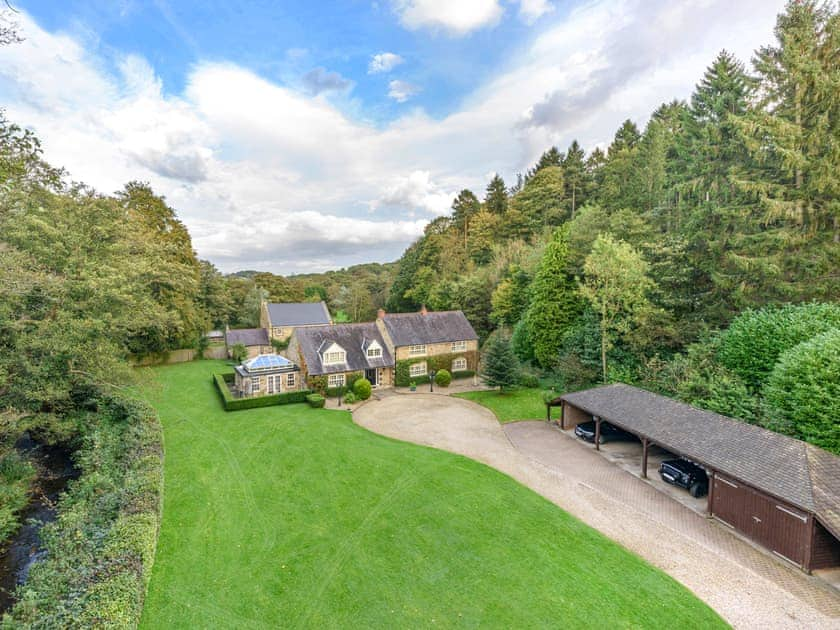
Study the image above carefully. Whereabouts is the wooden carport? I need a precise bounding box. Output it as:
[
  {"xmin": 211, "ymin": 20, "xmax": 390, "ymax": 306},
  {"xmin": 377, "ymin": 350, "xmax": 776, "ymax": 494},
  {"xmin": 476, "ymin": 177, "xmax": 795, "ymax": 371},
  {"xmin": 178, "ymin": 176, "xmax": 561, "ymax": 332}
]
[{"xmin": 548, "ymin": 383, "xmax": 840, "ymax": 574}]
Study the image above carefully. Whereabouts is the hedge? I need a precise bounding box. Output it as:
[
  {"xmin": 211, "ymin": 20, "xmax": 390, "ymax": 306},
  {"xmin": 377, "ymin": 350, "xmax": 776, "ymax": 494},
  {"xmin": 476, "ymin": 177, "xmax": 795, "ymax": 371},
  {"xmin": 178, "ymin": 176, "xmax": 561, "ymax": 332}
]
[
  {"xmin": 395, "ymin": 352, "xmax": 477, "ymax": 386},
  {"xmin": 306, "ymin": 394, "xmax": 325, "ymax": 408},
  {"xmin": 213, "ymin": 373, "xmax": 312, "ymax": 411},
  {"xmin": 4, "ymin": 394, "xmax": 164, "ymax": 628}
]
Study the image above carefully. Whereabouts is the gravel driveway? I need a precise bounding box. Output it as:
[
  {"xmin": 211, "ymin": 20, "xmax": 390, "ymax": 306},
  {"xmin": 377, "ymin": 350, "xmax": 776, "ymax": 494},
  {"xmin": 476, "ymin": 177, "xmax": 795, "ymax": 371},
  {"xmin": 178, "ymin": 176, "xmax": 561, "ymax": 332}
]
[{"xmin": 354, "ymin": 394, "xmax": 840, "ymax": 629}]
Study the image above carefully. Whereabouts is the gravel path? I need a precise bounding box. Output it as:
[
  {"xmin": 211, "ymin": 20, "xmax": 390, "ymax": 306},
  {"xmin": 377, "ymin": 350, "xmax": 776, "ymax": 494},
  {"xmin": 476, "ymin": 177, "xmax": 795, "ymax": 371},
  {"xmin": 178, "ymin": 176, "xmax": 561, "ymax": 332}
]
[{"xmin": 354, "ymin": 394, "xmax": 840, "ymax": 629}]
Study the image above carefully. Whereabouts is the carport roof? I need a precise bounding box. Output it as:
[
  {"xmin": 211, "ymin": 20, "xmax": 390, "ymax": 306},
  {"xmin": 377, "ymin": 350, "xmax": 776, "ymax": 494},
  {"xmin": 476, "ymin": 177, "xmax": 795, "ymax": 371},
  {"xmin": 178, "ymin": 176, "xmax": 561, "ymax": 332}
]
[{"xmin": 558, "ymin": 384, "xmax": 840, "ymax": 538}]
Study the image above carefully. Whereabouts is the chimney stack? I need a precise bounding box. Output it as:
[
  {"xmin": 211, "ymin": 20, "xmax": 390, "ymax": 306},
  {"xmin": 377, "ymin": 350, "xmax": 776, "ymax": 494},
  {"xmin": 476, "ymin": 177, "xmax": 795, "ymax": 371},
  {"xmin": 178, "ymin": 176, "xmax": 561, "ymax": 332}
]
[
  {"xmin": 420, "ymin": 304, "xmax": 428, "ymax": 315},
  {"xmin": 377, "ymin": 308, "xmax": 386, "ymax": 319}
]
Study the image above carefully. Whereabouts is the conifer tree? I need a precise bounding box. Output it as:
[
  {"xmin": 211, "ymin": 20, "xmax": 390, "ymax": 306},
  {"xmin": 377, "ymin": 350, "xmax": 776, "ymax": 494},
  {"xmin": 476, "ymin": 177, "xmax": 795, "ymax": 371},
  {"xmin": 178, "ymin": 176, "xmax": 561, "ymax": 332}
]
[
  {"xmin": 562, "ymin": 140, "xmax": 587, "ymax": 218},
  {"xmin": 481, "ymin": 333, "xmax": 518, "ymax": 391},
  {"xmin": 484, "ymin": 174, "xmax": 508, "ymax": 215}
]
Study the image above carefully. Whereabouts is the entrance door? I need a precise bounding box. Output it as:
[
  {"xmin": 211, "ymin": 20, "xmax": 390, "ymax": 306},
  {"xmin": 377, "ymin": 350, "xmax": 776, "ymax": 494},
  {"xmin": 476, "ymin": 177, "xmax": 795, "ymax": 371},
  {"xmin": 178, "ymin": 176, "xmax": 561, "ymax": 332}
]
[{"xmin": 365, "ymin": 368, "xmax": 377, "ymax": 386}]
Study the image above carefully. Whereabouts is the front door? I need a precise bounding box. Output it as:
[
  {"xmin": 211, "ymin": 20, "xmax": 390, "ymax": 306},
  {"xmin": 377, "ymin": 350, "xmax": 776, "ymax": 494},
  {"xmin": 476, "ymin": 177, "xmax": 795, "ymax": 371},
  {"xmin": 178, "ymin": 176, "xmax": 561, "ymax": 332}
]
[{"xmin": 365, "ymin": 368, "xmax": 377, "ymax": 386}]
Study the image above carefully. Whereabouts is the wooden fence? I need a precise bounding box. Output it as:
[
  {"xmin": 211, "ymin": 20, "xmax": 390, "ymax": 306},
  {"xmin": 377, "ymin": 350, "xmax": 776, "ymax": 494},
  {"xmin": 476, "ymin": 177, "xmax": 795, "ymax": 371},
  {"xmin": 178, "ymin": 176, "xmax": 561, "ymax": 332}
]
[{"xmin": 130, "ymin": 345, "xmax": 228, "ymax": 367}]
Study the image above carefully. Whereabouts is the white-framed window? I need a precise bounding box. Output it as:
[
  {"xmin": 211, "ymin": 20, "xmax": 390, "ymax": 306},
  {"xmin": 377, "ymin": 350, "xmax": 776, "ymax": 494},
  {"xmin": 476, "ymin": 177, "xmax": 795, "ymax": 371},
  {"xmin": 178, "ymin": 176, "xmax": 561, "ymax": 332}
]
[
  {"xmin": 286, "ymin": 372, "xmax": 296, "ymax": 388},
  {"xmin": 367, "ymin": 346, "xmax": 382, "ymax": 358},
  {"xmin": 409, "ymin": 344, "xmax": 426, "ymax": 356},
  {"xmin": 409, "ymin": 362, "xmax": 427, "ymax": 377},
  {"xmin": 452, "ymin": 358, "xmax": 467, "ymax": 371},
  {"xmin": 251, "ymin": 377, "xmax": 261, "ymax": 394},
  {"xmin": 266, "ymin": 375, "xmax": 278, "ymax": 394},
  {"xmin": 324, "ymin": 350, "xmax": 346, "ymax": 364},
  {"xmin": 328, "ymin": 373, "xmax": 345, "ymax": 388},
  {"xmin": 451, "ymin": 340, "xmax": 467, "ymax": 352}
]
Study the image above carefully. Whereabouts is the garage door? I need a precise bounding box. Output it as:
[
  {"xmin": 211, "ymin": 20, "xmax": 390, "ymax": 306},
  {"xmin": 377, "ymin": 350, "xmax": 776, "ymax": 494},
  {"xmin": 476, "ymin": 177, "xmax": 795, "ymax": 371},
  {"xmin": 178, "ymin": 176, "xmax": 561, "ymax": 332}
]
[{"xmin": 712, "ymin": 474, "xmax": 809, "ymax": 566}]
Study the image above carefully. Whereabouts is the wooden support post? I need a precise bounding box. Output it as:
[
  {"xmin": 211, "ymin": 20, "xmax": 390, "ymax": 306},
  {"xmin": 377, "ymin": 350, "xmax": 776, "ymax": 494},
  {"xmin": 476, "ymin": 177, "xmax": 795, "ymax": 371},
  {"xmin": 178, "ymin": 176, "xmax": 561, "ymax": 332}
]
[
  {"xmin": 641, "ymin": 438, "xmax": 649, "ymax": 478},
  {"xmin": 546, "ymin": 402, "xmax": 551, "ymax": 423},
  {"xmin": 594, "ymin": 416, "xmax": 601, "ymax": 451},
  {"xmin": 707, "ymin": 471, "xmax": 715, "ymax": 516},
  {"xmin": 803, "ymin": 516, "xmax": 815, "ymax": 574},
  {"xmin": 560, "ymin": 401, "xmax": 565, "ymax": 430}
]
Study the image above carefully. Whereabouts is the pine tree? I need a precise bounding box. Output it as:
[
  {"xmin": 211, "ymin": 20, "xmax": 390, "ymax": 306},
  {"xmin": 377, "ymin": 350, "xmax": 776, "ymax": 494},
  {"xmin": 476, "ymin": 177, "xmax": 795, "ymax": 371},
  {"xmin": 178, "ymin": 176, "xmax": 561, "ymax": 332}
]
[
  {"xmin": 484, "ymin": 174, "xmax": 508, "ymax": 215},
  {"xmin": 562, "ymin": 140, "xmax": 587, "ymax": 218},
  {"xmin": 523, "ymin": 225, "xmax": 582, "ymax": 368},
  {"xmin": 481, "ymin": 334, "xmax": 518, "ymax": 391}
]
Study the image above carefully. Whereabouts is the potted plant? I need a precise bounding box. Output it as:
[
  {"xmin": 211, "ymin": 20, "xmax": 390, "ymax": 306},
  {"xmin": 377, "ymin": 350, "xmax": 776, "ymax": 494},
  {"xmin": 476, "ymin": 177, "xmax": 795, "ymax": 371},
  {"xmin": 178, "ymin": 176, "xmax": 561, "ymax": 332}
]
[{"xmin": 409, "ymin": 381, "xmax": 417, "ymax": 392}]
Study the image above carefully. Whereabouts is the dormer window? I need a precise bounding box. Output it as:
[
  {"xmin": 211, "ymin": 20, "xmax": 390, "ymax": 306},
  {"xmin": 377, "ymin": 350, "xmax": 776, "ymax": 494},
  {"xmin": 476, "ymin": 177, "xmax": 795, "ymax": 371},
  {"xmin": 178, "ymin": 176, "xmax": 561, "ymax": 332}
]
[
  {"xmin": 321, "ymin": 342, "xmax": 346, "ymax": 365},
  {"xmin": 366, "ymin": 340, "xmax": 383, "ymax": 359}
]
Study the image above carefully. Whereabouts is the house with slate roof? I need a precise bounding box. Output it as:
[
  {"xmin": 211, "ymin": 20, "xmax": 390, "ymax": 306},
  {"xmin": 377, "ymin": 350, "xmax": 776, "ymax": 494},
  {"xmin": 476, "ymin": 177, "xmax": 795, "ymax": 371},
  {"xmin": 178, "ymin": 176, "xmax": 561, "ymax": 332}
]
[
  {"xmin": 225, "ymin": 327, "xmax": 272, "ymax": 359},
  {"xmin": 233, "ymin": 353, "xmax": 302, "ymax": 397},
  {"xmin": 260, "ymin": 301, "xmax": 332, "ymax": 343}
]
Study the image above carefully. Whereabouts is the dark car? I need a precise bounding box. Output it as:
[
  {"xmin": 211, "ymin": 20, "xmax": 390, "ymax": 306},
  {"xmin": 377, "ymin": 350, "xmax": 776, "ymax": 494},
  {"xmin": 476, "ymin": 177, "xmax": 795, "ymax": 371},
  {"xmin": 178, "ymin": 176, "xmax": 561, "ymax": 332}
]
[
  {"xmin": 574, "ymin": 421, "xmax": 636, "ymax": 444},
  {"xmin": 659, "ymin": 459, "xmax": 708, "ymax": 497}
]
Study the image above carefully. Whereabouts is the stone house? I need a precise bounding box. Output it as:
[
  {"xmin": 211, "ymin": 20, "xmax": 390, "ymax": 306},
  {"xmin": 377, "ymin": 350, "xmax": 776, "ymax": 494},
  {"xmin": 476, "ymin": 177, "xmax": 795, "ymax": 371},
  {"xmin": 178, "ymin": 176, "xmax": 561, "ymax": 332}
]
[
  {"xmin": 233, "ymin": 354, "xmax": 302, "ymax": 397},
  {"xmin": 225, "ymin": 327, "xmax": 273, "ymax": 359},
  {"xmin": 288, "ymin": 322, "xmax": 394, "ymax": 389},
  {"xmin": 259, "ymin": 301, "xmax": 332, "ymax": 343},
  {"xmin": 376, "ymin": 307, "xmax": 479, "ymax": 385}
]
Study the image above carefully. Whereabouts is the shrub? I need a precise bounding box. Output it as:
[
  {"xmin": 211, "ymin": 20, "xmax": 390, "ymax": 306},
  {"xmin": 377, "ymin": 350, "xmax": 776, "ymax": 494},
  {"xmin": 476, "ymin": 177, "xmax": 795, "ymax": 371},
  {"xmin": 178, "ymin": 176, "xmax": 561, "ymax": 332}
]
[
  {"xmin": 306, "ymin": 394, "xmax": 325, "ymax": 408},
  {"xmin": 517, "ymin": 371, "xmax": 540, "ymax": 388},
  {"xmin": 763, "ymin": 329, "xmax": 840, "ymax": 454},
  {"xmin": 346, "ymin": 372, "xmax": 363, "ymax": 391},
  {"xmin": 5, "ymin": 393, "xmax": 164, "ymax": 628},
  {"xmin": 271, "ymin": 337, "xmax": 290, "ymax": 351},
  {"xmin": 717, "ymin": 303, "xmax": 840, "ymax": 390},
  {"xmin": 353, "ymin": 378, "xmax": 372, "ymax": 400},
  {"xmin": 230, "ymin": 342, "xmax": 248, "ymax": 363},
  {"xmin": 343, "ymin": 391, "xmax": 357, "ymax": 404},
  {"xmin": 434, "ymin": 369, "xmax": 451, "ymax": 387},
  {"xmin": 451, "ymin": 369, "xmax": 475, "ymax": 379}
]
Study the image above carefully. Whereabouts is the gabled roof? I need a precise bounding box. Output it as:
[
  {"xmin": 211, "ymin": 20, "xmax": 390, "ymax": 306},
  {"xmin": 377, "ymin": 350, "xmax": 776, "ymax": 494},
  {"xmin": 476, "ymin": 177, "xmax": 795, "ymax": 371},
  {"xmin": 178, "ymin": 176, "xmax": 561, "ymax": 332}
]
[
  {"xmin": 234, "ymin": 353, "xmax": 298, "ymax": 376},
  {"xmin": 226, "ymin": 327, "xmax": 270, "ymax": 347},
  {"xmin": 559, "ymin": 383, "xmax": 840, "ymax": 538},
  {"xmin": 266, "ymin": 302, "xmax": 331, "ymax": 327},
  {"xmin": 294, "ymin": 323, "xmax": 393, "ymax": 375},
  {"xmin": 381, "ymin": 310, "xmax": 477, "ymax": 346}
]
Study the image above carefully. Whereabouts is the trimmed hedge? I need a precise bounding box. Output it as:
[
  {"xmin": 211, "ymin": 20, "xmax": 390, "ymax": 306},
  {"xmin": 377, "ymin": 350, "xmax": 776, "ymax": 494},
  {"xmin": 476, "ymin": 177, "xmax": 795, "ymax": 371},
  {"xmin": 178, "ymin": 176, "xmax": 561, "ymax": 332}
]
[
  {"xmin": 306, "ymin": 394, "xmax": 325, "ymax": 408},
  {"xmin": 213, "ymin": 373, "xmax": 311, "ymax": 411},
  {"xmin": 353, "ymin": 378, "xmax": 372, "ymax": 400},
  {"xmin": 434, "ymin": 369, "xmax": 451, "ymax": 387},
  {"xmin": 4, "ymin": 394, "xmax": 164, "ymax": 628},
  {"xmin": 395, "ymin": 352, "xmax": 478, "ymax": 386}
]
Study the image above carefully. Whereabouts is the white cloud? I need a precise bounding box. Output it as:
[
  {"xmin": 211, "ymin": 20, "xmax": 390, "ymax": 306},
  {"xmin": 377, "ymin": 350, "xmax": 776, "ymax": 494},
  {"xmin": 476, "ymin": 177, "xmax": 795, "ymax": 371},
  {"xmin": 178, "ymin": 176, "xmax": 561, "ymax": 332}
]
[
  {"xmin": 301, "ymin": 67, "xmax": 352, "ymax": 95},
  {"xmin": 0, "ymin": 1, "xmax": 785, "ymax": 273},
  {"xmin": 368, "ymin": 52, "xmax": 404, "ymax": 74},
  {"xmin": 388, "ymin": 79, "xmax": 420, "ymax": 102},
  {"xmin": 391, "ymin": 0, "xmax": 504, "ymax": 35},
  {"xmin": 518, "ymin": 0, "xmax": 554, "ymax": 24}
]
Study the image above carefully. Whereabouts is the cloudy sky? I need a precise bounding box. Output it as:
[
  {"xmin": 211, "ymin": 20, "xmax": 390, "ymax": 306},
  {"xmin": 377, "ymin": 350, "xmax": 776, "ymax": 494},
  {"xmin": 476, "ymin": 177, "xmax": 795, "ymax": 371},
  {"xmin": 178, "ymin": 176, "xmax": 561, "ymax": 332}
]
[{"xmin": 1, "ymin": 0, "xmax": 784, "ymax": 274}]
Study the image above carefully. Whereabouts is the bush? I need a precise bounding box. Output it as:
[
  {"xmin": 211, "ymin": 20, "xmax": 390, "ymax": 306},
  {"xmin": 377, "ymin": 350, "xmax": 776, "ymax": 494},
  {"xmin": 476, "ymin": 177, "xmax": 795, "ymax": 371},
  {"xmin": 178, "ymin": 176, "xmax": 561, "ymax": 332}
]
[
  {"xmin": 343, "ymin": 391, "xmax": 357, "ymax": 404},
  {"xmin": 434, "ymin": 369, "xmax": 451, "ymax": 387},
  {"xmin": 717, "ymin": 303, "xmax": 840, "ymax": 390},
  {"xmin": 0, "ymin": 451, "xmax": 36, "ymax": 542},
  {"xmin": 5, "ymin": 393, "xmax": 164, "ymax": 628},
  {"xmin": 306, "ymin": 394, "xmax": 325, "ymax": 408},
  {"xmin": 346, "ymin": 372, "xmax": 363, "ymax": 391},
  {"xmin": 230, "ymin": 342, "xmax": 248, "ymax": 363},
  {"xmin": 763, "ymin": 329, "xmax": 840, "ymax": 454},
  {"xmin": 213, "ymin": 373, "xmax": 312, "ymax": 411},
  {"xmin": 517, "ymin": 371, "xmax": 540, "ymax": 388},
  {"xmin": 452, "ymin": 369, "xmax": 475, "ymax": 379},
  {"xmin": 353, "ymin": 378, "xmax": 372, "ymax": 400}
]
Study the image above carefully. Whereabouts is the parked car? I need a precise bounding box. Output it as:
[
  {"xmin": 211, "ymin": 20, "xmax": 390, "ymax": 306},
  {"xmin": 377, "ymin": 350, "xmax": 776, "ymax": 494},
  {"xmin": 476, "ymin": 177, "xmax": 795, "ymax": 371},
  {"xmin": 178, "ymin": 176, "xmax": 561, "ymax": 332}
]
[
  {"xmin": 659, "ymin": 458, "xmax": 709, "ymax": 497},
  {"xmin": 574, "ymin": 420, "xmax": 636, "ymax": 444}
]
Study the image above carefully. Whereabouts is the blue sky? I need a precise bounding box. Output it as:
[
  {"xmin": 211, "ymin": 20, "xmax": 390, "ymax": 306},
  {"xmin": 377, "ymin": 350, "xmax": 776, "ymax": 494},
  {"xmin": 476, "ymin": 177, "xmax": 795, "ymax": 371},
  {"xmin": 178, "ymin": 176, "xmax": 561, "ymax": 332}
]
[{"xmin": 1, "ymin": 1, "xmax": 785, "ymax": 273}]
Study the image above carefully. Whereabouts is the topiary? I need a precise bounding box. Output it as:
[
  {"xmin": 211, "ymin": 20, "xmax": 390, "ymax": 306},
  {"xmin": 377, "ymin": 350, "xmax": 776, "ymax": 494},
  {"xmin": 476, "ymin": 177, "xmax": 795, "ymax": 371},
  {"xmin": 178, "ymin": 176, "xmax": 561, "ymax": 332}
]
[
  {"xmin": 763, "ymin": 329, "xmax": 840, "ymax": 454},
  {"xmin": 434, "ymin": 369, "xmax": 451, "ymax": 387},
  {"xmin": 353, "ymin": 378, "xmax": 372, "ymax": 400}
]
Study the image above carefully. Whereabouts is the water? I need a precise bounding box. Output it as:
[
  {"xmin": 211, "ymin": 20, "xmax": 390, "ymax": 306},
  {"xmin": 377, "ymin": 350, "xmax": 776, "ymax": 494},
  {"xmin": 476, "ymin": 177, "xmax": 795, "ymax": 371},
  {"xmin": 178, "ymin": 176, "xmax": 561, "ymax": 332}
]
[{"xmin": 0, "ymin": 435, "xmax": 78, "ymax": 613}]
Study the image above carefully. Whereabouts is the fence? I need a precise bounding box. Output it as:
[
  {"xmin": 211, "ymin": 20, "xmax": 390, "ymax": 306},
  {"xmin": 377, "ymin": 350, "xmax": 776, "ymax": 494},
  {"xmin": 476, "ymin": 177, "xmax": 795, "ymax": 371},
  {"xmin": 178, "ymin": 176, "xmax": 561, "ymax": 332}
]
[{"xmin": 130, "ymin": 345, "xmax": 228, "ymax": 366}]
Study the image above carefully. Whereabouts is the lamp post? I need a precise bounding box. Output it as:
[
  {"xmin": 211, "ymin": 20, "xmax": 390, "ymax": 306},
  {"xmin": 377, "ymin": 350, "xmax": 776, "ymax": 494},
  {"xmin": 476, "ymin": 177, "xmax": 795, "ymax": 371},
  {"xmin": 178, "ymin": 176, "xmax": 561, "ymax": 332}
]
[{"xmin": 429, "ymin": 369, "xmax": 436, "ymax": 393}]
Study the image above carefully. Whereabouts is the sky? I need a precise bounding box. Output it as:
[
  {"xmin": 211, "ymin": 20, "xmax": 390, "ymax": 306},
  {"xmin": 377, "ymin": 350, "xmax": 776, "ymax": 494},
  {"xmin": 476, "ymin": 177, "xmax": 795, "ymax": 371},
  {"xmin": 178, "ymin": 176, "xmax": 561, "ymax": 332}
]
[{"xmin": 0, "ymin": 0, "xmax": 786, "ymax": 274}]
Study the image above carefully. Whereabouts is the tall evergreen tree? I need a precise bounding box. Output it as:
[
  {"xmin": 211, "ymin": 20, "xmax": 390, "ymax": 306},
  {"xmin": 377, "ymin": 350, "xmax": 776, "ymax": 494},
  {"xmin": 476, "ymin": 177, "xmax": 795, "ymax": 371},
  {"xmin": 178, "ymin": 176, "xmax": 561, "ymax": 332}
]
[
  {"xmin": 481, "ymin": 334, "xmax": 518, "ymax": 391},
  {"xmin": 523, "ymin": 225, "xmax": 582, "ymax": 368},
  {"xmin": 562, "ymin": 140, "xmax": 587, "ymax": 218},
  {"xmin": 484, "ymin": 174, "xmax": 508, "ymax": 215}
]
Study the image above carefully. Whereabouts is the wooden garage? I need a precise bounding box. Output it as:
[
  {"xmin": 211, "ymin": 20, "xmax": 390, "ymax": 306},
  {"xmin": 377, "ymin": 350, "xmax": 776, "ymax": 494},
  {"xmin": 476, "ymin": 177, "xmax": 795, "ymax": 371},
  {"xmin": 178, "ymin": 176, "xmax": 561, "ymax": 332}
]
[{"xmin": 548, "ymin": 383, "xmax": 840, "ymax": 574}]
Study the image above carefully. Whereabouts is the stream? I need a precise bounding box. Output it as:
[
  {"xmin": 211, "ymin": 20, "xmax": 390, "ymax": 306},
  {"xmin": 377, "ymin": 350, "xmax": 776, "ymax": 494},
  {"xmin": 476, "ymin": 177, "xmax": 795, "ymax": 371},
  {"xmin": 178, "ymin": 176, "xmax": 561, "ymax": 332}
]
[{"xmin": 0, "ymin": 435, "xmax": 78, "ymax": 613}]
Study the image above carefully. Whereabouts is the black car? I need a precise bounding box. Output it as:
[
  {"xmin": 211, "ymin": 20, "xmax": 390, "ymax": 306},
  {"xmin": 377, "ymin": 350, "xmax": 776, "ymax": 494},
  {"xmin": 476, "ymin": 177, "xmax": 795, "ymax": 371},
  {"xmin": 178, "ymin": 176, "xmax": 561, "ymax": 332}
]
[
  {"xmin": 574, "ymin": 421, "xmax": 636, "ymax": 444},
  {"xmin": 659, "ymin": 459, "xmax": 708, "ymax": 497}
]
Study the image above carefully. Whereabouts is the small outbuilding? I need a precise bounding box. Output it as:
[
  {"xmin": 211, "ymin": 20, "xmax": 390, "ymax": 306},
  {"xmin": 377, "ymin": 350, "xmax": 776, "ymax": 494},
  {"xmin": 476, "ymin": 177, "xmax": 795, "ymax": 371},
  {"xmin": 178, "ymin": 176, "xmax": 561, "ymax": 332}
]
[
  {"xmin": 548, "ymin": 383, "xmax": 840, "ymax": 574},
  {"xmin": 225, "ymin": 327, "xmax": 273, "ymax": 359},
  {"xmin": 233, "ymin": 354, "xmax": 301, "ymax": 397}
]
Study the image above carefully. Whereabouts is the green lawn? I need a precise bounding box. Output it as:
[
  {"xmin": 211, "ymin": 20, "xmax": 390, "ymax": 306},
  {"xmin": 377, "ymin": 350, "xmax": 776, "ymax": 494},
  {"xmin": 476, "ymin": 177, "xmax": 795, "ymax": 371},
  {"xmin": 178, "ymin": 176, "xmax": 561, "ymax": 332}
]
[
  {"xmin": 454, "ymin": 388, "xmax": 547, "ymax": 423},
  {"xmin": 138, "ymin": 361, "xmax": 725, "ymax": 628}
]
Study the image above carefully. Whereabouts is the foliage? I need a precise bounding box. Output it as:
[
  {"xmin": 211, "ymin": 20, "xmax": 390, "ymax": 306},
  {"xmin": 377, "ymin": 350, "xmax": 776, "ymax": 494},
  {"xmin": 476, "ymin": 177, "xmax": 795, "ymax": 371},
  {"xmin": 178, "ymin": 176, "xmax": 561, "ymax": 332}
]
[
  {"xmin": 481, "ymin": 334, "xmax": 518, "ymax": 391},
  {"xmin": 517, "ymin": 371, "xmax": 540, "ymax": 389},
  {"xmin": 305, "ymin": 393, "xmax": 325, "ymax": 408},
  {"xmin": 763, "ymin": 329, "xmax": 840, "ymax": 453},
  {"xmin": 0, "ymin": 450, "xmax": 35, "ymax": 543},
  {"xmin": 580, "ymin": 235, "xmax": 655, "ymax": 382},
  {"xmin": 271, "ymin": 337, "xmax": 290, "ymax": 351},
  {"xmin": 353, "ymin": 378, "xmax": 372, "ymax": 400},
  {"xmin": 3, "ymin": 394, "xmax": 163, "ymax": 628},
  {"xmin": 434, "ymin": 369, "xmax": 451, "ymax": 387},
  {"xmin": 139, "ymin": 361, "xmax": 724, "ymax": 628},
  {"xmin": 523, "ymin": 225, "xmax": 582, "ymax": 368},
  {"xmin": 395, "ymin": 353, "xmax": 476, "ymax": 387},
  {"xmin": 213, "ymin": 373, "xmax": 311, "ymax": 411},
  {"xmin": 229, "ymin": 342, "xmax": 248, "ymax": 364},
  {"xmin": 716, "ymin": 302, "xmax": 840, "ymax": 390},
  {"xmin": 307, "ymin": 375, "xmax": 328, "ymax": 395},
  {"xmin": 343, "ymin": 391, "xmax": 358, "ymax": 404}
]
